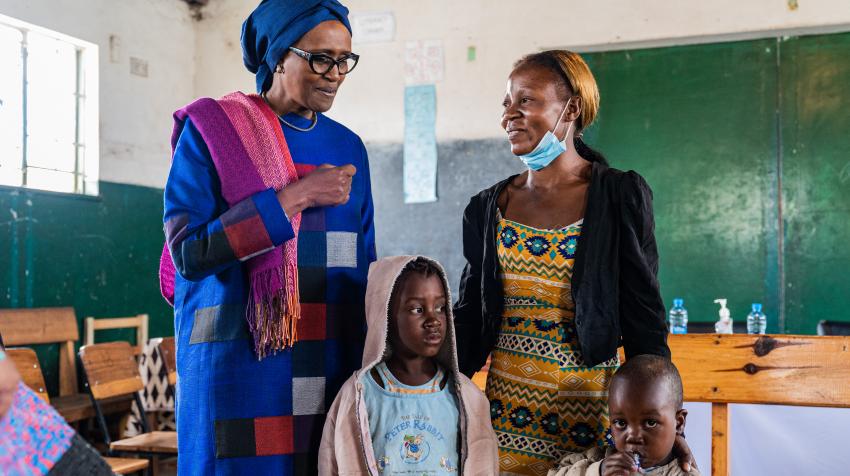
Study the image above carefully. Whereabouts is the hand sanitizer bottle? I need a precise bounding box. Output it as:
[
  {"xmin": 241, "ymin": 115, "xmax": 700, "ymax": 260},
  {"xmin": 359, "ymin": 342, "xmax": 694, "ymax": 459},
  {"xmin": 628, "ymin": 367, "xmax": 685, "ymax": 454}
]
[{"xmin": 714, "ymin": 298, "xmax": 733, "ymax": 334}]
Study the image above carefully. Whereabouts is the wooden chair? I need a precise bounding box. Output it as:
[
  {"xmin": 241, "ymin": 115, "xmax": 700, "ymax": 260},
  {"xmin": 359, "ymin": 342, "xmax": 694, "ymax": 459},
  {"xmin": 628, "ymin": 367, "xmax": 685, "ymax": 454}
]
[
  {"xmin": 79, "ymin": 342, "xmax": 177, "ymax": 473},
  {"xmin": 0, "ymin": 307, "xmax": 133, "ymax": 423},
  {"xmin": 5, "ymin": 347, "xmax": 149, "ymax": 475},
  {"xmin": 157, "ymin": 337, "xmax": 176, "ymax": 386},
  {"xmin": 5, "ymin": 347, "xmax": 50, "ymax": 402},
  {"xmin": 816, "ymin": 320, "xmax": 850, "ymax": 336},
  {"xmin": 102, "ymin": 458, "xmax": 150, "ymax": 475},
  {"xmin": 85, "ymin": 314, "xmax": 149, "ymax": 355},
  {"xmin": 0, "ymin": 308, "xmax": 79, "ymax": 396}
]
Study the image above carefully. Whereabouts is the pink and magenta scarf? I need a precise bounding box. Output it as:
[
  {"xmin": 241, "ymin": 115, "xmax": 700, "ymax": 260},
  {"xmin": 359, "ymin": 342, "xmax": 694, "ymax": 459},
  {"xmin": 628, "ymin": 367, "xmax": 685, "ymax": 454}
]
[{"xmin": 159, "ymin": 92, "xmax": 301, "ymax": 358}]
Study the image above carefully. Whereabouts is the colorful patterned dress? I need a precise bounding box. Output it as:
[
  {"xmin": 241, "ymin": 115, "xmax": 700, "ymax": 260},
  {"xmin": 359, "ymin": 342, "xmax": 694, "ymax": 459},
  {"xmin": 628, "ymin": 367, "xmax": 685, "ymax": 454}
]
[{"xmin": 486, "ymin": 215, "xmax": 619, "ymax": 476}]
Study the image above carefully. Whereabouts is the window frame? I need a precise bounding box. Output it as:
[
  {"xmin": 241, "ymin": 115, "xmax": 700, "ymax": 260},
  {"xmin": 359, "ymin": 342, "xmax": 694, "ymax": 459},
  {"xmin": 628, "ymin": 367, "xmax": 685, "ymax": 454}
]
[{"xmin": 0, "ymin": 14, "xmax": 99, "ymax": 196}]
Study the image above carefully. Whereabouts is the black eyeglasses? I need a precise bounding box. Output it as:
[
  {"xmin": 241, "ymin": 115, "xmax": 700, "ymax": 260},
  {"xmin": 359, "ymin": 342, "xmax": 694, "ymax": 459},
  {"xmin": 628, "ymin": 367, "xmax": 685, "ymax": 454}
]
[{"xmin": 288, "ymin": 47, "xmax": 359, "ymax": 76}]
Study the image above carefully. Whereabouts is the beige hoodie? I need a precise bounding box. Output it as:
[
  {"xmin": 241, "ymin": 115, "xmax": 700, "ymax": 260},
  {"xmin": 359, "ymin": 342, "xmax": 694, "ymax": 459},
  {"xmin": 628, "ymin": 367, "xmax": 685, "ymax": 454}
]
[
  {"xmin": 319, "ymin": 256, "xmax": 499, "ymax": 475},
  {"xmin": 548, "ymin": 447, "xmax": 701, "ymax": 476}
]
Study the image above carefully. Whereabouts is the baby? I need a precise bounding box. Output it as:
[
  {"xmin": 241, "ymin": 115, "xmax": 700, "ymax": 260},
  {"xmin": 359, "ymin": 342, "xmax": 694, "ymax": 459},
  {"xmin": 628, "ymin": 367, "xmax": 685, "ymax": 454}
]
[{"xmin": 549, "ymin": 354, "xmax": 700, "ymax": 476}]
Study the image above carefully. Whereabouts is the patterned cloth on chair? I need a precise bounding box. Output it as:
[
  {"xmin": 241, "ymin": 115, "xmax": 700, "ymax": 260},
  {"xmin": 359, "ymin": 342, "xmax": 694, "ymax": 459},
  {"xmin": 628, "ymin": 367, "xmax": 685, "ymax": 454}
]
[
  {"xmin": 486, "ymin": 215, "xmax": 619, "ymax": 476},
  {"xmin": 125, "ymin": 338, "xmax": 176, "ymax": 436}
]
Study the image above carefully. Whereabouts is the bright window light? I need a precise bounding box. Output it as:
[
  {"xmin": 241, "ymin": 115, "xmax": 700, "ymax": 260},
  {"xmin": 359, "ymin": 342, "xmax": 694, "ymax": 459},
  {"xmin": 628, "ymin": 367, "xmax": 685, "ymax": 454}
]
[{"xmin": 0, "ymin": 14, "xmax": 99, "ymax": 195}]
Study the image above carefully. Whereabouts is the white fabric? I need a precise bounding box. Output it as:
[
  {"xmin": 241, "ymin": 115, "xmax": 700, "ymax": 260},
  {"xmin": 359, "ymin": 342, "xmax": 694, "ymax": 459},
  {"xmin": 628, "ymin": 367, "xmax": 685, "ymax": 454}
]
[{"xmin": 684, "ymin": 402, "xmax": 850, "ymax": 475}]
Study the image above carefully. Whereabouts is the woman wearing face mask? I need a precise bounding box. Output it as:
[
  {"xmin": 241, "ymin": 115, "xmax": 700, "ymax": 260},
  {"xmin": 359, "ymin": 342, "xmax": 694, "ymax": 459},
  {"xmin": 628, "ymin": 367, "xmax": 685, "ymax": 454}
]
[
  {"xmin": 159, "ymin": 1, "xmax": 376, "ymax": 473},
  {"xmin": 453, "ymin": 50, "xmax": 693, "ymax": 475}
]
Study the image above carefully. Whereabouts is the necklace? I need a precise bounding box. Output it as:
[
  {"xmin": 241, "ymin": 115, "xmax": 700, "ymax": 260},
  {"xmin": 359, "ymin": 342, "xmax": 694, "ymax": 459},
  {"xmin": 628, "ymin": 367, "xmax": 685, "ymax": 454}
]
[{"xmin": 261, "ymin": 92, "xmax": 318, "ymax": 132}]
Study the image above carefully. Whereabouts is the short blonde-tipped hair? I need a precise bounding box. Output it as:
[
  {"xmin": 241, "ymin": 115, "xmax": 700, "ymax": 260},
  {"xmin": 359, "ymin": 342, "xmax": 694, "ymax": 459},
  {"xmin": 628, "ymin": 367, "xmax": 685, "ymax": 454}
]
[{"xmin": 514, "ymin": 50, "xmax": 600, "ymax": 133}]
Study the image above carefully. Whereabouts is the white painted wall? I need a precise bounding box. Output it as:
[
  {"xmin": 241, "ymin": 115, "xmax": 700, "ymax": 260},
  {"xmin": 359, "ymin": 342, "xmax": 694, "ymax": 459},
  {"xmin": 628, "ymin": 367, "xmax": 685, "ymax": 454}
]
[
  {"xmin": 0, "ymin": 0, "xmax": 196, "ymax": 189},
  {"xmin": 2, "ymin": 0, "xmax": 849, "ymax": 188},
  {"xmin": 194, "ymin": 0, "xmax": 850, "ymax": 145}
]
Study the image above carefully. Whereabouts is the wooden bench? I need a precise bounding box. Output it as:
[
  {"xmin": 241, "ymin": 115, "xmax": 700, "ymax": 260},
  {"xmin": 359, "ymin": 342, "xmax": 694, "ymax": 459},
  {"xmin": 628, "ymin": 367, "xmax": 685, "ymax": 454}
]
[
  {"xmin": 669, "ymin": 333, "xmax": 850, "ymax": 476},
  {"xmin": 472, "ymin": 333, "xmax": 850, "ymax": 476},
  {"xmin": 0, "ymin": 307, "xmax": 132, "ymax": 423}
]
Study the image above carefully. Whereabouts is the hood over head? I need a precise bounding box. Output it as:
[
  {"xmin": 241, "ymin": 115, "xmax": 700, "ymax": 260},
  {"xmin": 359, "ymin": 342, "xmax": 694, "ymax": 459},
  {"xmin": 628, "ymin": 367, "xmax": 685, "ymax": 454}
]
[{"xmin": 360, "ymin": 255, "xmax": 459, "ymax": 376}]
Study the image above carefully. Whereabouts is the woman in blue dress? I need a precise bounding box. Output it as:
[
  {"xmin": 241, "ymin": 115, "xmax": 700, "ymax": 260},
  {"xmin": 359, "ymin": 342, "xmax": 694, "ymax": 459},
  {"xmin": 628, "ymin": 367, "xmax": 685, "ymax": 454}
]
[{"xmin": 160, "ymin": 1, "xmax": 375, "ymax": 473}]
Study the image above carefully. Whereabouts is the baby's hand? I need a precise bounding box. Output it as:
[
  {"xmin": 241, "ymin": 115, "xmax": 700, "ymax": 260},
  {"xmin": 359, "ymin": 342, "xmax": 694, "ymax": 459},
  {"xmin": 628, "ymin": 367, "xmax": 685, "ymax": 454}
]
[{"xmin": 601, "ymin": 450, "xmax": 639, "ymax": 476}]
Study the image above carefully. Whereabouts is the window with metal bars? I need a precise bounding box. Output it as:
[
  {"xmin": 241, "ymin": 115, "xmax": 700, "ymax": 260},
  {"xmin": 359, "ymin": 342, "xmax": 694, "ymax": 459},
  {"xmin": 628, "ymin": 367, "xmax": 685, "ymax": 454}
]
[{"xmin": 0, "ymin": 14, "xmax": 99, "ymax": 195}]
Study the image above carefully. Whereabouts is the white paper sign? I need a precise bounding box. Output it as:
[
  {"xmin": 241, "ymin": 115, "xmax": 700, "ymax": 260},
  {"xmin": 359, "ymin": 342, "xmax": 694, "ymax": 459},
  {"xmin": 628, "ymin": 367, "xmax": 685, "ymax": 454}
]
[
  {"xmin": 404, "ymin": 40, "xmax": 444, "ymax": 85},
  {"xmin": 351, "ymin": 12, "xmax": 395, "ymax": 44}
]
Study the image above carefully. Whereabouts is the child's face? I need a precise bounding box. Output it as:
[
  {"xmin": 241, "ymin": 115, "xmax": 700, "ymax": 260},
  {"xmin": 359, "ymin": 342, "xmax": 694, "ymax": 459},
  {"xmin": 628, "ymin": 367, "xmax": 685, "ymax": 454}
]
[
  {"xmin": 608, "ymin": 378, "xmax": 686, "ymax": 469},
  {"xmin": 389, "ymin": 273, "xmax": 447, "ymax": 359}
]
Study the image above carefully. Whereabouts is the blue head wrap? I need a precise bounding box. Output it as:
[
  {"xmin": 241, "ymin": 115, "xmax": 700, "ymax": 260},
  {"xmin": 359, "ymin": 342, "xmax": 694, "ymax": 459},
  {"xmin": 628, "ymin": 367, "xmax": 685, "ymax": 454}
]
[{"xmin": 241, "ymin": 0, "xmax": 352, "ymax": 93}]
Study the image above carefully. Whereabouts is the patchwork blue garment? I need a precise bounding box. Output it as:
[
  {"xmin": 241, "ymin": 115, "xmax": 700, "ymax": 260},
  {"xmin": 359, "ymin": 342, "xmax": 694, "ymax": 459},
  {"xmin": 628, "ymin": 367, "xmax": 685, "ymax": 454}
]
[{"xmin": 163, "ymin": 111, "xmax": 376, "ymax": 475}]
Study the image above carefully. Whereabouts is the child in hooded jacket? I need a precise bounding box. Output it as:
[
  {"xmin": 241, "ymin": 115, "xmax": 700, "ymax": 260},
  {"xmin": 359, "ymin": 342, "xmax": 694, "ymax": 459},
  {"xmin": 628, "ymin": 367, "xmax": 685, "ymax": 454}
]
[{"xmin": 319, "ymin": 256, "xmax": 498, "ymax": 475}]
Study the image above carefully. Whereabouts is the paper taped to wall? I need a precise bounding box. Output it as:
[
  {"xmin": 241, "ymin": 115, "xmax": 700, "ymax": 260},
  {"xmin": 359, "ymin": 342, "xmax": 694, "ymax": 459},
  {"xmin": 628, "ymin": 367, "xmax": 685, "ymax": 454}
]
[
  {"xmin": 404, "ymin": 40, "xmax": 444, "ymax": 85},
  {"xmin": 403, "ymin": 84, "xmax": 438, "ymax": 204},
  {"xmin": 351, "ymin": 11, "xmax": 395, "ymax": 44}
]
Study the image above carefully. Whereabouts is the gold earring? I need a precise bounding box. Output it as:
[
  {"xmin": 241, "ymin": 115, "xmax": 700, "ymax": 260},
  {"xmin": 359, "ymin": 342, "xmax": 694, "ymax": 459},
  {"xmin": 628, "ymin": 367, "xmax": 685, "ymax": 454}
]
[{"xmin": 275, "ymin": 64, "xmax": 284, "ymax": 73}]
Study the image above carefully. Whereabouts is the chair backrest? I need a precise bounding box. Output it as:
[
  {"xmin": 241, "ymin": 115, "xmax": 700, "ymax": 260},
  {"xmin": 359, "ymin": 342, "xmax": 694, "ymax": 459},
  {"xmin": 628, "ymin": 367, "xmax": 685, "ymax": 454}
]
[
  {"xmin": 84, "ymin": 314, "xmax": 149, "ymax": 354},
  {"xmin": 669, "ymin": 333, "xmax": 850, "ymax": 476},
  {"xmin": 78, "ymin": 341, "xmax": 144, "ymax": 400},
  {"xmin": 0, "ymin": 307, "xmax": 79, "ymax": 396},
  {"xmin": 817, "ymin": 320, "xmax": 850, "ymax": 336},
  {"xmin": 157, "ymin": 336, "xmax": 177, "ymax": 386},
  {"xmin": 6, "ymin": 347, "xmax": 50, "ymax": 403}
]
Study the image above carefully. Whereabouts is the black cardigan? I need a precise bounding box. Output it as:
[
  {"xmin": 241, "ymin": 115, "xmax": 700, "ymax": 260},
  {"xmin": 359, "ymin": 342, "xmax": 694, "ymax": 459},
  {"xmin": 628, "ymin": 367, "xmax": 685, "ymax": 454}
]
[{"xmin": 453, "ymin": 161, "xmax": 670, "ymax": 377}]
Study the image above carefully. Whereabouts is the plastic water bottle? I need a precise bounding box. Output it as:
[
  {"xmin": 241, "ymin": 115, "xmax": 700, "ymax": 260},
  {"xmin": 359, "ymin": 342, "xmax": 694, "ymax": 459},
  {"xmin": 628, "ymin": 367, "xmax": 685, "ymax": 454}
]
[
  {"xmin": 747, "ymin": 303, "xmax": 767, "ymax": 334},
  {"xmin": 669, "ymin": 298, "xmax": 688, "ymax": 334}
]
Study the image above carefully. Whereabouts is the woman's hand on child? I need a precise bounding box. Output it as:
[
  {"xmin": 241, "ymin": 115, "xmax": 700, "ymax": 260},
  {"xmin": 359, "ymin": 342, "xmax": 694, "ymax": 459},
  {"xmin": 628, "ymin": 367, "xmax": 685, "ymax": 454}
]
[
  {"xmin": 672, "ymin": 434, "xmax": 696, "ymax": 472},
  {"xmin": 601, "ymin": 451, "xmax": 639, "ymax": 476}
]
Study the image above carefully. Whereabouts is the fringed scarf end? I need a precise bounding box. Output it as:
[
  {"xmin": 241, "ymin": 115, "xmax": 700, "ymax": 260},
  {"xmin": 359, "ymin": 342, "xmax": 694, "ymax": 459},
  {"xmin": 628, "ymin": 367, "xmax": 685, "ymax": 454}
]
[{"xmin": 247, "ymin": 263, "xmax": 301, "ymax": 360}]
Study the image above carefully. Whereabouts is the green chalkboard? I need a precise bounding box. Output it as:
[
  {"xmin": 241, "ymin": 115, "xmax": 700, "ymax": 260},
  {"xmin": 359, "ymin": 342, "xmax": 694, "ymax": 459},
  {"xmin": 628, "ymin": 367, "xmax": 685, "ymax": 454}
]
[
  {"xmin": 582, "ymin": 33, "xmax": 850, "ymax": 332},
  {"xmin": 583, "ymin": 39, "xmax": 782, "ymax": 330},
  {"xmin": 780, "ymin": 33, "xmax": 850, "ymax": 333}
]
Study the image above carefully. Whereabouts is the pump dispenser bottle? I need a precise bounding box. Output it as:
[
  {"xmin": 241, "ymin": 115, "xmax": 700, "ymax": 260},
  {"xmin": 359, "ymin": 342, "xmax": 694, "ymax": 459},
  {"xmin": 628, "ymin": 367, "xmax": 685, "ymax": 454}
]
[{"xmin": 714, "ymin": 299, "xmax": 733, "ymax": 334}]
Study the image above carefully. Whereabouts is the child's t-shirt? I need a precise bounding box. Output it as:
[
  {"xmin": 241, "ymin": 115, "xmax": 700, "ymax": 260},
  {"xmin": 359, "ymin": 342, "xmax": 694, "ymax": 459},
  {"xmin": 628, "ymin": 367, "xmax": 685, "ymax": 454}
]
[{"xmin": 363, "ymin": 362, "xmax": 460, "ymax": 474}]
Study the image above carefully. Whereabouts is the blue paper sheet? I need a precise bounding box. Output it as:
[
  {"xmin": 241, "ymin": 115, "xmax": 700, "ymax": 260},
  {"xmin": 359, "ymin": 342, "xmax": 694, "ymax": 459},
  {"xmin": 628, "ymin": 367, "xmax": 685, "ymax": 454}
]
[{"xmin": 403, "ymin": 84, "xmax": 438, "ymax": 203}]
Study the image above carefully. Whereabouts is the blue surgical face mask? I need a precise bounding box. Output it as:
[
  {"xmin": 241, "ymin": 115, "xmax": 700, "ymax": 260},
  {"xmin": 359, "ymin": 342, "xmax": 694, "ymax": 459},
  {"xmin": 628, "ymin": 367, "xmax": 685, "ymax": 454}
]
[{"xmin": 516, "ymin": 99, "xmax": 574, "ymax": 171}]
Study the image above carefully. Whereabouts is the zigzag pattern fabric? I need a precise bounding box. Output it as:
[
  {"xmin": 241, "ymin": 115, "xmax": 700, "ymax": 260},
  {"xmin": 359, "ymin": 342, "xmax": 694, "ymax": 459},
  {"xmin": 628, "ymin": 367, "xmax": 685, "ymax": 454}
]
[
  {"xmin": 125, "ymin": 338, "xmax": 176, "ymax": 437},
  {"xmin": 486, "ymin": 216, "xmax": 619, "ymax": 476}
]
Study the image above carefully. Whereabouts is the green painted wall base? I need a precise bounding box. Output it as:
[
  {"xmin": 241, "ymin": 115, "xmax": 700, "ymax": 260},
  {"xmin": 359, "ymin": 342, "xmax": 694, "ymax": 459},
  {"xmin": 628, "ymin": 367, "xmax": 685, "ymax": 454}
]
[{"xmin": 0, "ymin": 181, "xmax": 171, "ymax": 394}]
